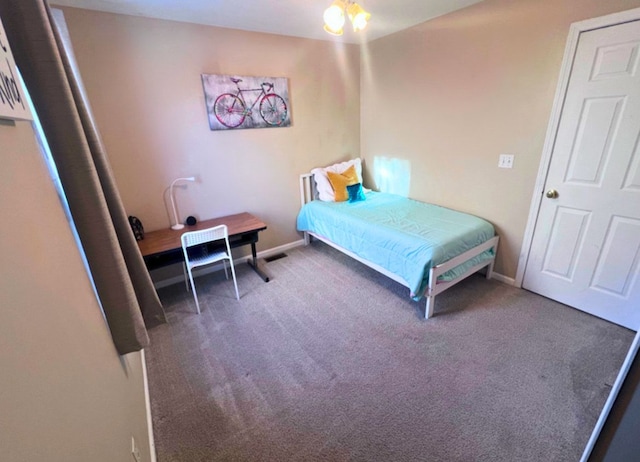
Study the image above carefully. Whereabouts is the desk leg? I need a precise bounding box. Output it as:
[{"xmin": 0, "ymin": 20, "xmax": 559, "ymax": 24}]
[{"xmin": 247, "ymin": 242, "xmax": 270, "ymax": 282}]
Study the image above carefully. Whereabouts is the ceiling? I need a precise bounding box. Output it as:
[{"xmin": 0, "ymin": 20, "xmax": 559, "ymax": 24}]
[{"xmin": 51, "ymin": 0, "xmax": 485, "ymax": 44}]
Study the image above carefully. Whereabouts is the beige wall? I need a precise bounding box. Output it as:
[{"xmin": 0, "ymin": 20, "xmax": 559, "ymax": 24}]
[
  {"xmin": 361, "ymin": 0, "xmax": 640, "ymax": 279},
  {"xmin": 58, "ymin": 7, "xmax": 361, "ymax": 263},
  {"xmin": 59, "ymin": 1, "xmax": 640, "ymax": 282},
  {"xmin": 0, "ymin": 120, "xmax": 152, "ymax": 461}
]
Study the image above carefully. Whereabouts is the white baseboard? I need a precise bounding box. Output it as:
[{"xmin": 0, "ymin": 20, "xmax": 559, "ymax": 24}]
[
  {"xmin": 140, "ymin": 349, "xmax": 157, "ymax": 462},
  {"xmin": 490, "ymin": 272, "xmax": 517, "ymax": 286},
  {"xmin": 152, "ymin": 239, "xmax": 306, "ymax": 289},
  {"xmin": 151, "ymin": 239, "xmax": 517, "ymax": 290},
  {"xmin": 262, "ymin": 239, "xmax": 306, "ymax": 256}
]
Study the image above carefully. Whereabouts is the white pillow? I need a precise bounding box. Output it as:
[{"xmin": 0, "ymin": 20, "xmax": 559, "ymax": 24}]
[{"xmin": 311, "ymin": 158, "xmax": 365, "ymax": 202}]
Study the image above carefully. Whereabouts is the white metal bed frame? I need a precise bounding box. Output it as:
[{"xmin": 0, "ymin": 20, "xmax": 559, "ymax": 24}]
[{"xmin": 299, "ymin": 173, "xmax": 500, "ymax": 318}]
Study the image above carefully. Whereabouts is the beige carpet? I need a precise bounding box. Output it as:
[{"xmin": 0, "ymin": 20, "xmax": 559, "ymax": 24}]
[{"xmin": 146, "ymin": 241, "xmax": 634, "ymax": 461}]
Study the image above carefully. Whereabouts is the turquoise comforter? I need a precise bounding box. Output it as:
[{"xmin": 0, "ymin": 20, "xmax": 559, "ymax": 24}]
[{"xmin": 296, "ymin": 191, "xmax": 495, "ymax": 299}]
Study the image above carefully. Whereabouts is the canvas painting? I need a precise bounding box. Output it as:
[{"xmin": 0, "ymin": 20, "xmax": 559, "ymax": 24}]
[{"xmin": 202, "ymin": 73, "xmax": 291, "ymax": 131}]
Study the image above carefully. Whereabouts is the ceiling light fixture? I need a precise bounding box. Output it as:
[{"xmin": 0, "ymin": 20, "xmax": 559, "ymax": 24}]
[{"xmin": 323, "ymin": 0, "xmax": 370, "ymax": 36}]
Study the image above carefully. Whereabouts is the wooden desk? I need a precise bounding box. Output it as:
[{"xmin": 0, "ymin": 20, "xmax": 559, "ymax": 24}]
[{"xmin": 138, "ymin": 212, "xmax": 270, "ymax": 282}]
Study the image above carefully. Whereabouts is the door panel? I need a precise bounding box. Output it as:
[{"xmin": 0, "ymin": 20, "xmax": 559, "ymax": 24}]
[
  {"xmin": 590, "ymin": 40, "xmax": 639, "ymax": 81},
  {"xmin": 524, "ymin": 20, "xmax": 640, "ymax": 330},
  {"xmin": 565, "ymin": 97, "xmax": 623, "ymax": 185},
  {"xmin": 623, "ymin": 137, "xmax": 640, "ymax": 190},
  {"xmin": 590, "ymin": 216, "xmax": 640, "ymax": 296},
  {"xmin": 541, "ymin": 207, "xmax": 590, "ymax": 280}
]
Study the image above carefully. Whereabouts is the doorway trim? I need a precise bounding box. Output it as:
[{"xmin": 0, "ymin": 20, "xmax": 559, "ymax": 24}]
[{"xmin": 515, "ymin": 6, "xmax": 640, "ymax": 287}]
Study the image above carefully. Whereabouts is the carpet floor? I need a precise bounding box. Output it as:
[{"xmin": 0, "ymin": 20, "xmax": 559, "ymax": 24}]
[{"xmin": 146, "ymin": 241, "xmax": 634, "ymax": 462}]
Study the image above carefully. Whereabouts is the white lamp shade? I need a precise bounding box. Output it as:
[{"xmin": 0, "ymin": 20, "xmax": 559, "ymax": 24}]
[
  {"xmin": 347, "ymin": 3, "xmax": 370, "ymax": 31},
  {"xmin": 323, "ymin": 3, "xmax": 345, "ymax": 32}
]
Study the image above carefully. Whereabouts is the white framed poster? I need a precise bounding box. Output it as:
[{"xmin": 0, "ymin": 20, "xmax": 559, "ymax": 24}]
[{"xmin": 0, "ymin": 15, "xmax": 32, "ymax": 121}]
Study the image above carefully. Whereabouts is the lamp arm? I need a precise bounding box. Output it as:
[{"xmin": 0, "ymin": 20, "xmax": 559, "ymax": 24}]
[
  {"xmin": 169, "ymin": 177, "xmax": 196, "ymax": 229},
  {"xmin": 170, "ymin": 179, "xmax": 180, "ymax": 228}
]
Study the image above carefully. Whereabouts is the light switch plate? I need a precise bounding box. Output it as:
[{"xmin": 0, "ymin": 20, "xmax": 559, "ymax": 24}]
[{"xmin": 498, "ymin": 154, "xmax": 514, "ymax": 169}]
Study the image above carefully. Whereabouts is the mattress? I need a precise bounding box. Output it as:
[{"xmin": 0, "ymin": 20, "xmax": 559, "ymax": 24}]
[{"xmin": 296, "ymin": 191, "xmax": 495, "ymax": 299}]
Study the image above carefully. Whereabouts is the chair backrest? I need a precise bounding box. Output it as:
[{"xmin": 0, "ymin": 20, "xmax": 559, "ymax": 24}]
[{"xmin": 181, "ymin": 224, "xmax": 229, "ymax": 250}]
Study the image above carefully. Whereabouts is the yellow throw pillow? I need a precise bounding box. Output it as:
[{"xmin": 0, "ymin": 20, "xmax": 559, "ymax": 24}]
[{"xmin": 327, "ymin": 165, "xmax": 359, "ymax": 202}]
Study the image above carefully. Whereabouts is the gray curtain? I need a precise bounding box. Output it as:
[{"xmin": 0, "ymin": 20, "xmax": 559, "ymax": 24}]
[{"xmin": 0, "ymin": 0, "xmax": 166, "ymax": 354}]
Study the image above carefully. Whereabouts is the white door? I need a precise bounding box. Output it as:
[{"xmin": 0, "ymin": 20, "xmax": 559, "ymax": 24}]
[{"xmin": 523, "ymin": 20, "xmax": 640, "ymax": 330}]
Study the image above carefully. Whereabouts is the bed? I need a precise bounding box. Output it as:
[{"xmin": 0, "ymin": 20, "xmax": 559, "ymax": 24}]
[{"xmin": 297, "ymin": 160, "xmax": 499, "ymax": 318}]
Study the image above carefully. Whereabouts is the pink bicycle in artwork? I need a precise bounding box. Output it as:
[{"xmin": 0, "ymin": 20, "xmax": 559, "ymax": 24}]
[{"xmin": 214, "ymin": 78, "xmax": 288, "ymax": 128}]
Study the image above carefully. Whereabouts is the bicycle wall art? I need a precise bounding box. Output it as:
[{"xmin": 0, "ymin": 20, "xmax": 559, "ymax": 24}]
[{"xmin": 201, "ymin": 73, "xmax": 291, "ymax": 131}]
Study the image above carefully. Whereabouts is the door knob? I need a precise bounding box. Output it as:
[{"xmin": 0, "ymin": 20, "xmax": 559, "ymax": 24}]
[{"xmin": 545, "ymin": 189, "xmax": 559, "ymax": 199}]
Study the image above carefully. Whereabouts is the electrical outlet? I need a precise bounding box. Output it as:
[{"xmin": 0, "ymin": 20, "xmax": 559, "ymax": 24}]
[
  {"xmin": 131, "ymin": 436, "xmax": 142, "ymax": 462},
  {"xmin": 498, "ymin": 154, "xmax": 515, "ymax": 169}
]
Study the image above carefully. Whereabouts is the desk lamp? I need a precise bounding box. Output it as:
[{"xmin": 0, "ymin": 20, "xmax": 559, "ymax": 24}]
[{"xmin": 169, "ymin": 176, "xmax": 196, "ymax": 230}]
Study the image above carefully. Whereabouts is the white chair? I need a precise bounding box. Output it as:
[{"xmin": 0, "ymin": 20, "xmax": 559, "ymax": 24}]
[{"xmin": 180, "ymin": 225, "xmax": 240, "ymax": 314}]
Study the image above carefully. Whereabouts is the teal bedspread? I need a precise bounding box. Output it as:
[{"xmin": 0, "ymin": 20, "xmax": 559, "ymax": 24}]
[{"xmin": 296, "ymin": 191, "xmax": 495, "ymax": 299}]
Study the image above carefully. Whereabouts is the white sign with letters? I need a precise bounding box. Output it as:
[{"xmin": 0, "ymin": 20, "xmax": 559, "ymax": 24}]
[{"xmin": 0, "ymin": 15, "xmax": 32, "ymax": 121}]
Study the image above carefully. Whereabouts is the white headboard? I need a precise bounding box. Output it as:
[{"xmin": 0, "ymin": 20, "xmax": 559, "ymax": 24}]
[{"xmin": 299, "ymin": 173, "xmax": 318, "ymax": 207}]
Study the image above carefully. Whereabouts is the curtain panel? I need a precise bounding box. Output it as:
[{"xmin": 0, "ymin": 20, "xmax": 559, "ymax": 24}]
[{"xmin": 0, "ymin": 0, "xmax": 166, "ymax": 354}]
